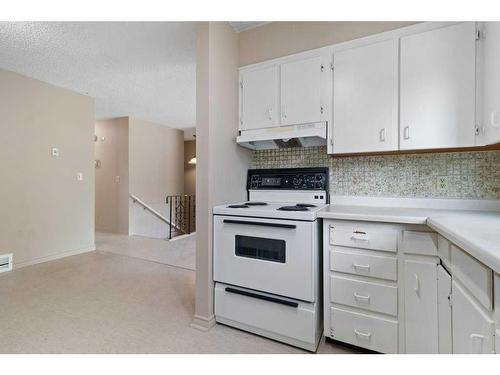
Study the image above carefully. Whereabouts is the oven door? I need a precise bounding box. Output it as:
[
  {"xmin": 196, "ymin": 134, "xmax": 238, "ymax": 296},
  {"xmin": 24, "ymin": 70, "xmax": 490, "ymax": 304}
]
[{"xmin": 213, "ymin": 215, "xmax": 317, "ymax": 302}]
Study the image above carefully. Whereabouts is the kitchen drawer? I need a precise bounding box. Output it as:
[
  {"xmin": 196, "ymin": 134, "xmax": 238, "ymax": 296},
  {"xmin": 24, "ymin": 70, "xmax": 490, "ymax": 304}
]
[
  {"xmin": 330, "ymin": 306, "xmax": 398, "ymax": 353},
  {"xmin": 496, "ymin": 330, "xmax": 500, "ymax": 354},
  {"xmin": 215, "ymin": 283, "xmax": 319, "ymax": 351},
  {"xmin": 330, "ymin": 274, "xmax": 398, "ymax": 316},
  {"xmin": 329, "ymin": 225, "xmax": 398, "ymax": 252},
  {"xmin": 329, "ymin": 249, "xmax": 397, "ymax": 281},
  {"xmin": 495, "ymin": 273, "xmax": 500, "ymax": 314},
  {"xmin": 451, "ymin": 245, "xmax": 493, "ymax": 310},
  {"xmin": 437, "ymin": 235, "xmax": 452, "ymax": 268},
  {"xmin": 402, "ymin": 230, "xmax": 438, "ymax": 256}
]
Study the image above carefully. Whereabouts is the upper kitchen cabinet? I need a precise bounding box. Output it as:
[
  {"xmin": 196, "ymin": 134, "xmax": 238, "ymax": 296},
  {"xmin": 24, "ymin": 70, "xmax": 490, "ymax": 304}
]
[
  {"xmin": 332, "ymin": 39, "xmax": 398, "ymax": 154},
  {"xmin": 280, "ymin": 53, "xmax": 326, "ymax": 126},
  {"xmin": 477, "ymin": 22, "xmax": 500, "ymax": 145},
  {"xmin": 239, "ymin": 65, "xmax": 279, "ymax": 131},
  {"xmin": 400, "ymin": 22, "xmax": 477, "ymax": 150}
]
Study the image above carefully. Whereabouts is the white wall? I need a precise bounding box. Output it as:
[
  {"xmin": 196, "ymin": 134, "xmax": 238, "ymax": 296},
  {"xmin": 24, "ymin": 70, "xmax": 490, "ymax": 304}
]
[
  {"xmin": 238, "ymin": 21, "xmax": 417, "ymax": 66},
  {"xmin": 94, "ymin": 117, "xmax": 129, "ymax": 234},
  {"xmin": 128, "ymin": 117, "xmax": 184, "ymax": 239},
  {"xmin": 0, "ymin": 69, "xmax": 95, "ymax": 268},
  {"xmin": 193, "ymin": 22, "xmax": 252, "ymax": 329}
]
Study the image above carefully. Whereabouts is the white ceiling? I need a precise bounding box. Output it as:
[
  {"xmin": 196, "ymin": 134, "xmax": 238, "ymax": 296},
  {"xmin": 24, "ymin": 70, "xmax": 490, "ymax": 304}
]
[
  {"xmin": 229, "ymin": 22, "xmax": 269, "ymax": 32},
  {"xmin": 0, "ymin": 22, "xmax": 196, "ymax": 129}
]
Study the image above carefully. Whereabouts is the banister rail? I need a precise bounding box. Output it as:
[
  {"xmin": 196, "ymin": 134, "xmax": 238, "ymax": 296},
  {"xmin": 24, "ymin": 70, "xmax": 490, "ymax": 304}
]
[
  {"xmin": 166, "ymin": 194, "xmax": 196, "ymax": 240},
  {"xmin": 129, "ymin": 194, "xmax": 171, "ymax": 225}
]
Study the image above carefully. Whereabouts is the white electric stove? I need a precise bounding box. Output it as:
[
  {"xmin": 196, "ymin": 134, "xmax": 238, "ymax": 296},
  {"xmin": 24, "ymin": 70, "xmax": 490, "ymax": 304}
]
[{"xmin": 213, "ymin": 167, "xmax": 329, "ymax": 352}]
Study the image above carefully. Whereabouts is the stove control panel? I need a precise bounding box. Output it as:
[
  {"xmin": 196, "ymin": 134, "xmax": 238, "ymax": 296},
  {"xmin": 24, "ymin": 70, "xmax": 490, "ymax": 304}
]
[{"xmin": 247, "ymin": 168, "xmax": 328, "ymax": 191}]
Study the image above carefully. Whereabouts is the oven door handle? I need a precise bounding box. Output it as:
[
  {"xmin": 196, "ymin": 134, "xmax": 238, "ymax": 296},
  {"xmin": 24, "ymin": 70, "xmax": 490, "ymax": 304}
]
[
  {"xmin": 225, "ymin": 287, "xmax": 299, "ymax": 308},
  {"xmin": 223, "ymin": 219, "xmax": 296, "ymax": 229}
]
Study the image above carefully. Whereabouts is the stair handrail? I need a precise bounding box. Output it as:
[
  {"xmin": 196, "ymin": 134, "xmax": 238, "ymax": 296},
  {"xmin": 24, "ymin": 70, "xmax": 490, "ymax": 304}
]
[{"xmin": 129, "ymin": 194, "xmax": 172, "ymax": 226}]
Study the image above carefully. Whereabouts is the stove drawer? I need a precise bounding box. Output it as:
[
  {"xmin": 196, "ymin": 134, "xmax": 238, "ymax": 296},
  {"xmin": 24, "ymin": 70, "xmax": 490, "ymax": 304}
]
[
  {"xmin": 329, "ymin": 249, "xmax": 397, "ymax": 281},
  {"xmin": 330, "ymin": 275, "xmax": 398, "ymax": 316},
  {"xmin": 329, "ymin": 225, "xmax": 398, "ymax": 253},
  {"xmin": 330, "ymin": 307, "xmax": 398, "ymax": 353},
  {"xmin": 215, "ymin": 283, "xmax": 320, "ymax": 351}
]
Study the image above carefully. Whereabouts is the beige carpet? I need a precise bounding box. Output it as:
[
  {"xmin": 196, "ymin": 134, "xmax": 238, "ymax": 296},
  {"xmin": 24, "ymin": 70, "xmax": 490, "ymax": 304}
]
[
  {"xmin": 95, "ymin": 232, "xmax": 196, "ymax": 270},
  {"xmin": 0, "ymin": 241, "xmax": 359, "ymax": 353}
]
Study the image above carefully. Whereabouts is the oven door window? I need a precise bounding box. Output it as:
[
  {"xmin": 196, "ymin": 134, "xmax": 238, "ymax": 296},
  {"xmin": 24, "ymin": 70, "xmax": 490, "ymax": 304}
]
[{"xmin": 235, "ymin": 235, "xmax": 286, "ymax": 263}]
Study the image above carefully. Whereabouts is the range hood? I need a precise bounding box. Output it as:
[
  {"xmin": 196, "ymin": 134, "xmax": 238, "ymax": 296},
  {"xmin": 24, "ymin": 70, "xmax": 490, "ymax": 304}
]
[{"xmin": 236, "ymin": 122, "xmax": 327, "ymax": 150}]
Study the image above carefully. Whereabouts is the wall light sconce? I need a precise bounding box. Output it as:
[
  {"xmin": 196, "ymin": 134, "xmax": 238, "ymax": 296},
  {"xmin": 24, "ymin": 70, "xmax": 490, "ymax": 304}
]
[{"xmin": 188, "ymin": 157, "xmax": 197, "ymax": 165}]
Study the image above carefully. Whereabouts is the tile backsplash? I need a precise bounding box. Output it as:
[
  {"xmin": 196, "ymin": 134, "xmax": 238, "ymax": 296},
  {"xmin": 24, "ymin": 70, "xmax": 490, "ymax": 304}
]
[{"xmin": 251, "ymin": 146, "xmax": 500, "ymax": 199}]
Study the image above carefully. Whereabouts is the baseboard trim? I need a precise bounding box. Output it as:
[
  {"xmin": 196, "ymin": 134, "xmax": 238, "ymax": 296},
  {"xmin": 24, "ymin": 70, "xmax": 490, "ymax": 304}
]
[
  {"xmin": 168, "ymin": 232, "xmax": 196, "ymax": 242},
  {"xmin": 190, "ymin": 314, "xmax": 216, "ymax": 331},
  {"xmin": 12, "ymin": 244, "xmax": 96, "ymax": 270}
]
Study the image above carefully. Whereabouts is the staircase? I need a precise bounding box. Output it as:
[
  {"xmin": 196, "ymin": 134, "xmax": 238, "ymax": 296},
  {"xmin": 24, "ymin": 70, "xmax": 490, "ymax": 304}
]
[{"xmin": 166, "ymin": 194, "xmax": 196, "ymax": 240}]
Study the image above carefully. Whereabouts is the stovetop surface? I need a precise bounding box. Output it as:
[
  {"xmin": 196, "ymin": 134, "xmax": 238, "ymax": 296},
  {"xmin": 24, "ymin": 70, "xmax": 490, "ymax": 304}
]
[{"xmin": 213, "ymin": 201, "xmax": 328, "ymax": 221}]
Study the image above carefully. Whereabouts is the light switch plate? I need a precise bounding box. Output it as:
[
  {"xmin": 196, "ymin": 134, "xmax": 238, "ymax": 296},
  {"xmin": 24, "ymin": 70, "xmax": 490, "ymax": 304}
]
[
  {"xmin": 77, "ymin": 172, "xmax": 83, "ymax": 181},
  {"xmin": 51, "ymin": 147, "xmax": 60, "ymax": 157}
]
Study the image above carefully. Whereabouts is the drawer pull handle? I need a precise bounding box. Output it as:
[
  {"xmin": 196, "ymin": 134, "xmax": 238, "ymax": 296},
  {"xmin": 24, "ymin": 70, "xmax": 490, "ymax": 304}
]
[
  {"xmin": 224, "ymin": 287, "xmax": 299, "ymax": 308},
  {"xmin": 351, "ymin": 233, "xmax": 370, "ymax": 242},
  {"xmin": 353, "ymin": 293, "xmax": 371, "ymax": 303},
  {"xmin": 470, "ymin": 334, "xmax": 485, "ymax": 353},
  {"xmin": 354, "ymin": 329, "xmax": 372, "ymax": 340},
  {"xmin": 353, "ymin": 263, "xmax": 370, "ymax": 272}
]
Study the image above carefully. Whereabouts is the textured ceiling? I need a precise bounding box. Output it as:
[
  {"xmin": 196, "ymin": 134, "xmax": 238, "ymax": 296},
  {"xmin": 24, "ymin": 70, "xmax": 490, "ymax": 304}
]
[{"xmin": 0, "ymin": 22, "xmax": 196, "ymax": 129}]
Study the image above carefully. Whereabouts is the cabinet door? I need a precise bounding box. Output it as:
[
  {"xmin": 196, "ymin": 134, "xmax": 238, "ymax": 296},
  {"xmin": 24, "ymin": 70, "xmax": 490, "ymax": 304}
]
[
  {"xmin": 404, "ymin": 260, "xmax": 439, "ymax": 353},
  {"xmin": 332, "ymin": 40, "xmax": 398, "ymax": 153},
  {"xmin": 478, "ymin": 22, "xmax": 500, "ymax": 145},
  {"xmin": 239, "ymin": 65, "xmax": 279, "ymax": 131},
  {"xmin": 400, "ymin": 22, "xmax": 476, "ymax": 150},
  {"xmin": 452, "ymin": 280, "xmax": 495, "ymax": 353},
  {"xmin": 437, "ymin": 265, "xmax": 452, "ymax": 354},
  {"xmin": 280, "ymin": 55, "xmax": 322, "ymax": 126}
]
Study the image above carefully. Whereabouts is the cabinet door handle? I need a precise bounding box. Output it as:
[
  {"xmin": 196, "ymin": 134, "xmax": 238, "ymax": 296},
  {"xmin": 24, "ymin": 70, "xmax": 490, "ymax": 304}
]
[
  {"xmin": 353, "ymin": 263, "xmax": 371, "ymax": 272},
  {"xmin": 354, "ymin": 329, "xmax": 372, "ymax": 340},
  {"xmin": 281, "ymin": 105, "xmax": 287, "ymax": 120},
  {"xmin": 379, "ymin": 128, "xmax": 386, "ymax": 142},
  {"xmin": 267, "ymin": 108, "xmax": 273, "ymax": 121},
  {"xmin": 491, "ymin": 111, "xmax": 500, "ymax": 128},
  {"xmin": 353, "ymin": 293, "xmax": 371, "ymax": 303},
  {"xmin": 403, "ymin": 126, "xmax": 410, "ymax": 140},
  {"xmin": 414, "ymin": 274, "xmax": 420, "ymax": 294},
  {"xmin": 470, "ymin": 334, "xmax": 485, "ymax": 353}
]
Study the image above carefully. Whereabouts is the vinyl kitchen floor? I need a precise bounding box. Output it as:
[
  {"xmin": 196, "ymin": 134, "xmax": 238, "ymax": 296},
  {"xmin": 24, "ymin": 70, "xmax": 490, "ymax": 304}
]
[{"xmin": 0, "ymin": 238, "xmax": 359, "ymax": 354}]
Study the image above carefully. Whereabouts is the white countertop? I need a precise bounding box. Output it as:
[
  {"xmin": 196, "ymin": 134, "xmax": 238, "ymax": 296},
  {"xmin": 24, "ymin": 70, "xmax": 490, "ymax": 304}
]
[{"xmin": 318, "ymin": 203, "xmax": 500, "ymax": 274}]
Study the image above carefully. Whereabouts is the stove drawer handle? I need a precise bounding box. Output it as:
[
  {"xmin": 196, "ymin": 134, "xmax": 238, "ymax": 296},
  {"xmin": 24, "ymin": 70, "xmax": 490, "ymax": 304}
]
[
  {"xmin": 225, "ymin": 287, "xmax": 299, "ymax": 308},
  {"xmin": 223, "ymin": 219, "xmax": 296, "ymax": 229}
]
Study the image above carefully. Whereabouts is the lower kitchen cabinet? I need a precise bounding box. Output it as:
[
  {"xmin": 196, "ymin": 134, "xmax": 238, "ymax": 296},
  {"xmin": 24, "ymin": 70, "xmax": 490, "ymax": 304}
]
[
  {"xmin": 452, "ymin": 280, "xmax": 495, "ymax": 354},
  {"xmin": 496, "ymin": 330, "xmax": 500, "ymax": 354},
  {"xmin": 437, "ymin": 265, "xmax": 453, "ymax": 354},
  {"xmin": 403, "ymin": 259, "xmax": 439, "ymax": 353},
  {"xmin": 323, "ymin": 218, "xmax": 497, "ymax": 354}
]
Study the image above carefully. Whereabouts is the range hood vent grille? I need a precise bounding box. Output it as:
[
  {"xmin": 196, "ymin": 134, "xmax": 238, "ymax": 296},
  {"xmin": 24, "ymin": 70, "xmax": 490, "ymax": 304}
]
[{"xmin": 273, "ymin": 138, "xmax": 303, "ymax": 148}]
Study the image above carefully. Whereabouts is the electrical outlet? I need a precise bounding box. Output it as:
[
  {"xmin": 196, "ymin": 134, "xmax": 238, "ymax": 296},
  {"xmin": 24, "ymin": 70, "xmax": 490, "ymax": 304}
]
[
  {"xmin": 77, "ymin": 172, "xmax": 83, "ymax": 181},
  {"xmin": 436, "ymin": 175, "xmax": 450, "ymax": 192},
  {"xmin": 51, "ymin": 147, "xmax": 60, "ymax": 157}
]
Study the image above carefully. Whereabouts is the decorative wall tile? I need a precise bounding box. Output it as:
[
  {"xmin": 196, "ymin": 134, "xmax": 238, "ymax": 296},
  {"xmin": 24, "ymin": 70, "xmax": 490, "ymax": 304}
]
[{"xmin": 251, "ymin": 146, "xmax": 500, "ymax": 199}]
